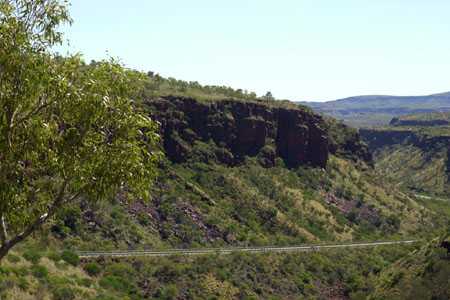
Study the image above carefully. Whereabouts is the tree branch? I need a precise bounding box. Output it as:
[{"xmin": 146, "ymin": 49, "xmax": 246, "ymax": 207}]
[
  {"xmin": 0, "ymin": 179, "xmax": 83, "ymax": 262},
  {"xmin": 0, "ymin": 215, "xmax": 8, "ymax": 246},
  {"xmin": 12, "ymin": 98, "xmax": 51, "ymax": 129}
]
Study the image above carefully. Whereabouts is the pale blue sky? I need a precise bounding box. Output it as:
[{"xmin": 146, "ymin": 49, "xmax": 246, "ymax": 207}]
[{"xmin": 59, "ymin": 0, "xmax": 450, "ymax": 101}]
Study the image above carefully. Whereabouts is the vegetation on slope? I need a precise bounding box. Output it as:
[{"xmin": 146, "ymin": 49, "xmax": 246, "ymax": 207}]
[
  {"xmin": 1, "ymin": 2, "xmax": 448, "ymax": 299},
  {"xmin": 47, "ymin": 151, "xmax": 434, "ymax": 253},
  {"xmin": 141, "ymin": 72, "xmax": 306, "ymax": 111},
  {"xmin": 1, "ymin": 93, "xmax": 441, "ymax": 299},
  {"xmin": 373, "ymin": 144, "xmax": 449, "ymax": 195},
  {"xmin": 0, "ymin": 242, "xmax": 418, "ymax": 300},
  {"xmin": 142, "ymin": 72, "xmax": 259, "ymax": 103},
  {"xmin": 360, "ymin": 116, "xmax": 450, "ymax": 196},
  {"xmin": 371, "ymin": 234, "xmax": 450, "ymax": 300}
]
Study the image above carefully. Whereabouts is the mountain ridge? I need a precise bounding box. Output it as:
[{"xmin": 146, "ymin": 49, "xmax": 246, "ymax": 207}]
[
  {"xmin": 303, "ymin": 91, "xmax": 450, "ymax": 105},
  {"xmin": 300, "ymin": 91, "xmax": 450, "ymax": 127}
]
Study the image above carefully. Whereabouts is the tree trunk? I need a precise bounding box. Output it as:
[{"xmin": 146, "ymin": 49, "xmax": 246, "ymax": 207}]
[
  {"xmin": 0, "ymin": 215, "xmax": 7, "ymax": 245},
  {"xmin": 0, "ymin": 240, "xmax": 15, "ymax": 262},
  {"xmin": 0, "ymin": 181, "xmax": 74, "ymax": 263},
  {"xmin": 0, "ymin": 211, "xmax": 50, "ymax": 262}
]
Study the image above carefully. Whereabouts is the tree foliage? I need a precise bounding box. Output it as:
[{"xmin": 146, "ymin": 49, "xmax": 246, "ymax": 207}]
[
  {"xmin": 0, "ymin": 0, "xmax": 161, "ymax": 260},
  {"xmin": 262, "ymin": 91, "xmax": 274, "ymax": 101}
]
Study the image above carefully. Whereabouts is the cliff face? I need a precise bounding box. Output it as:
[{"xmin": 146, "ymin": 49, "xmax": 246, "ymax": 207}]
[
  {"xmin": 360, "ymin": 128, "xmax": 450, "ymax": 153},
  {"xmin": 146, "ymin": 96, "xmax": 371, "ymax": 168},
  {"xmin": 390, "ymin": 118, "xmax": 450, "ymax": 127},
  {"xmin": 359, "ymin": 129, "xmax": 420, "ymax": 151}
]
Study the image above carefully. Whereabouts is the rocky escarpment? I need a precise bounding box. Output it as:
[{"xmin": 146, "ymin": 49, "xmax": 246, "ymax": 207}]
[
  {"xmin": 390, "ymin": 117, "xmax": 450, "ymax": 127},
  {"xmin": 145, "ymin": 96, "xmax": 371, "ymax": 168},
  {"xmin": 359, "ymin": 129, "xmax": 421, "ymax": 151},
  {"xmin": 360, "ymin": 128, "xmax": 450, "ymax": 152}
]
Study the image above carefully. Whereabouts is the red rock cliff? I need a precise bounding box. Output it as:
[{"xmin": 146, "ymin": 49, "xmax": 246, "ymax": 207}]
[{"xmin": 146, "ymin": 96, "xmax": 371, "ymax": 168}]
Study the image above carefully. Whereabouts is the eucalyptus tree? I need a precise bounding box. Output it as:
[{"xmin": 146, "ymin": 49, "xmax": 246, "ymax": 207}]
[{"xmin": 0, "ymin": 0, "xmax": 160, "ymax": 261}]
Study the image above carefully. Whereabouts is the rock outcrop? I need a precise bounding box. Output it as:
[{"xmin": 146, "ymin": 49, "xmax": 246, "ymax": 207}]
[
  {"xmin": 390, "ymin": 117, "xmax": 450, "ymax": 127},
  {"xmin": 276, "ymin": 108, "xmax": 329, "ymax": 167},
  {"xmin": 359, "ymin": 129, "xmax": 420, "ymax": 151},
  {"xmin": 146, "ymin": 96, "xmax": 371, "ymax": 168},
  {"xmin": 360, "ymin": 128, "xmax": 450, "ymax": 152}
]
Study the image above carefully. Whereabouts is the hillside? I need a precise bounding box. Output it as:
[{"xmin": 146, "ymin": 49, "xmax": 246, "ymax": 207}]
[
  {"xmin": 0, "ymin": 91, "xmax": 443, "ymax": 299},
  {"xmin": 0, "ymin": 241, "xmax": 418, "ymax": 299},
  {"xmin": 371, "ymin": 234, "xmax": 450, "ymax": 300},
  {"xmin": 46, "ymin": 94, "xmax": 436, "ymax": 253},
  {"xmin": 300, "ymin": 92, "xmax": 450, "ymax": 127},
  {"xmin": 2, "ymin": 1, "xmax": 449, "ymax": 299},
  {"xmin": 360, "ymin": 122, "xmax": 450, "ymax": 196}
]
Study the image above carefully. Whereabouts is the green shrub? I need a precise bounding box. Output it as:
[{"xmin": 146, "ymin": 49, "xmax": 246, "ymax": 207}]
[
  {"xmin": 31, "ymin": 265, "xmax": 48, "ymax": 279},
  {"xmin": 61, "ymin": 250, "xmax": 80, "ymax": 266},
  {"xmin": 48, "ymin": 275, "xmax": 71, "ymax": 286},
  {"xmin": 6, "ymin": 254, "xmax": 21, "ymax": 263},
  {"xmin": 137, "ymin": 212, "xmax": 151, "ymax": 226},
  {"xmin": 110, "ymin": 207, "xmax": 125, "ymax": 221},
  {"xmin": 94, "ymin": 294, "xmax": 120, "ymax": 300},
  {"xmin": 386, "ymin": 215, "xmax": 401, "ymax": 231},
  {"xmin": 156, "ymin": 284, "xmax": 179, "ymax": 300},
  {"xmin": 0, "ymin": 274, "xmax": 14, "ymax": 293},
  {"xmin": 78, "ymin": 277, "xmax": 93, "ymax": 288},
  {"xmin": 105, "ymin": 262, "xmax": 135, "ymax": 277},
  {"xmin": 47, "ymin": 251, "xmax": 61, "ymax": 262},
  {"xmin": 23, "ymin": 249, "xmax": 42, "ymax": 264},
  {"xmin": 16, "ymin": 277, "xmax": 29, "ymax": 290},
  {"xmin": 59, "ymin": 206, "xmax": 82, "ymax": 231},
  {"xmin": 99, "ymin": 275, "xmax": 135, "ymax": 293},
  {"xmin": 12, "ymin": 267, "xmax": 29, "ymax": 277},
  {"xmin": 52, "ymin": 285, "xmax": 76, "ymax": 300},
  {"xmin": 51, "ymin": 223, "xmax": 71, "ymax": 238},
  {"xmin": 84, "ymin": 262, "xmax": 102, "ymax": 277},
  {"xmin": 0, "ymin": 266, "xmax": 10, "ymax": 275}
]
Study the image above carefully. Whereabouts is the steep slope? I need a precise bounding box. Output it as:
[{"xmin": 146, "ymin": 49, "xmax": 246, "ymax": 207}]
[
  {"xmin": 371, "ymin": 234, "xmax": 450, "ymax": 300},
  {"xmin": 0, "ymin": 93, "xmax": 443, "ymax": 300},
  {"xmin": 301, "ymin": 92, "xmax": 450, "ymax": 127},
  {"xmin": 45, "ymin": 96, "xmax": 436, "ymax": 254},
  {"xmin": 360, "ymin": 125, "xmax": 450, "ymax": 196},
  {"xmin": 0, "ymin": 242, "xmax": 417, "ymax": 300}
]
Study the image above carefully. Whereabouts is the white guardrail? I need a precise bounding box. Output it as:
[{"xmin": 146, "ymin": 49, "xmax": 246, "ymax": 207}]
[{"xmin": 76, "ymin": 240, "xmax": 419, "ymax": 259}]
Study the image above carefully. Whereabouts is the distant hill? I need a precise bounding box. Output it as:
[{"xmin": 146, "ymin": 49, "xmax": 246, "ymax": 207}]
[{"xmin": 300, "ymin": 92, "xmax": 450, "ymax": 127}]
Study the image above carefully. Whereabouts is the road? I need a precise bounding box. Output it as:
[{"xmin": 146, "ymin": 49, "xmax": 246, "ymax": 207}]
[
  {"xmin": 414, "ymin": 194, "xmax": 449, "ymax": 202},
  {"xmin": 77, "ymin": 240, "xmax": 418, "ymax": 259}
]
